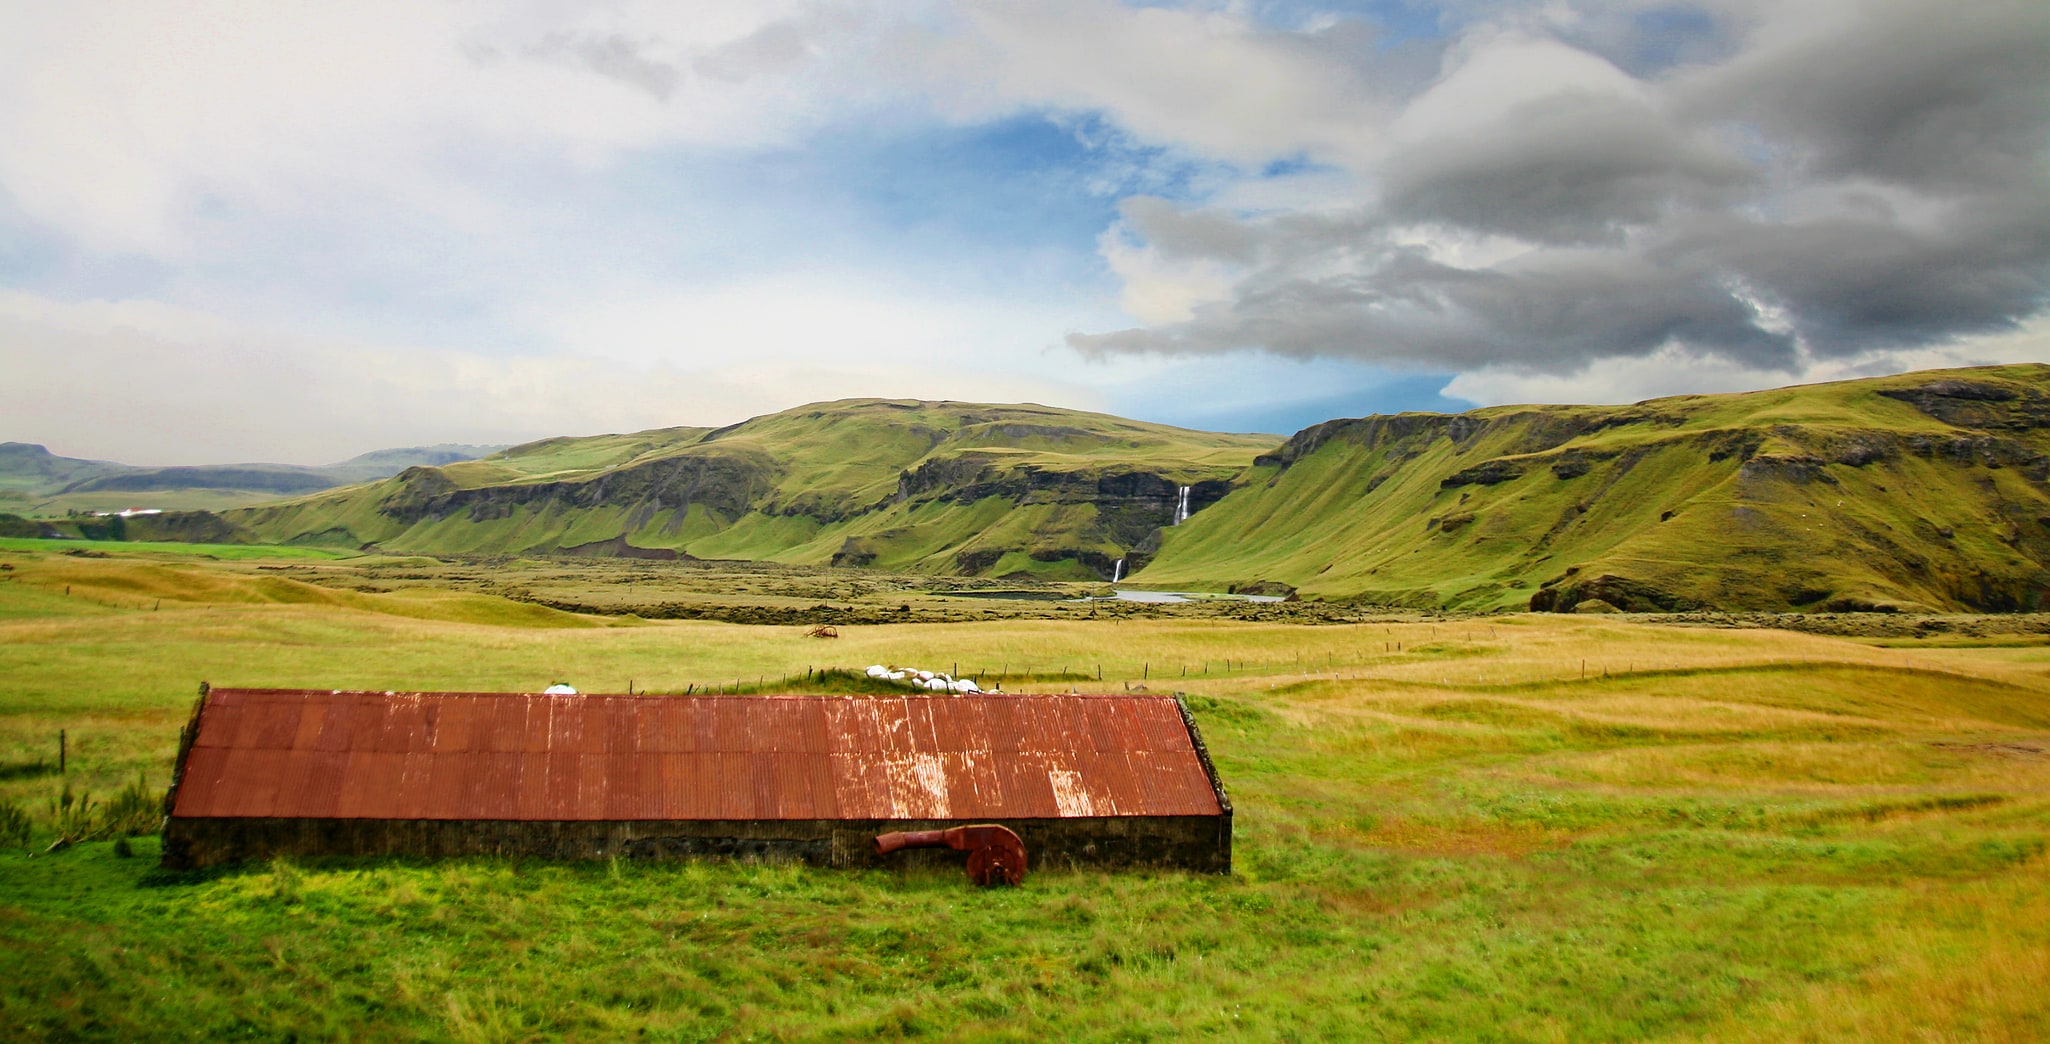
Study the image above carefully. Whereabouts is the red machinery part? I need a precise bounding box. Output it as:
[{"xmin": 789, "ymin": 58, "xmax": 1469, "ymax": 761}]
[{"xmin": 873, "ymin": 824, "xmax": 1028, "ymax": 886}]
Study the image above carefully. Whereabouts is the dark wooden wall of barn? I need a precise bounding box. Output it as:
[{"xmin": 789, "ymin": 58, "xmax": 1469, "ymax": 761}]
[{"xmin": 161, "ymin": 814, "xmax": 1232, "ymax": 874}]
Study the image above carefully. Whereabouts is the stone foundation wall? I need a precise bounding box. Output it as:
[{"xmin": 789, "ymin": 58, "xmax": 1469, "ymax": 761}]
[{"xmin": 161, "ymin": 814, "xmax": 1232, "ymax": 874}]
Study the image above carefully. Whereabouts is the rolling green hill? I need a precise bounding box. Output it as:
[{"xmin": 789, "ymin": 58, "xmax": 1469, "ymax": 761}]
[
  {"xmin": 227, "ymin": 400, "xmax": 1279, "ymax": 580},
  {"xmin": 1134, "ymin": 364, "xmax": 2050, "ymax": 612},
  {"xmin": 26, "ymin": 367, "xmax": 2050, "ymax": 610}
]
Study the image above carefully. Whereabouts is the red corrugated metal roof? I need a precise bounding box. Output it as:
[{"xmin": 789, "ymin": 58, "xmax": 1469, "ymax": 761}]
[{"xmin": 170, "ymin": 689, "xmax": 1224, "ymax": 821}]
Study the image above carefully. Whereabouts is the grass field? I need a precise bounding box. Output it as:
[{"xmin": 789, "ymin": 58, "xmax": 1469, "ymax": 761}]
[
  {"xmin": 1, "ymin": 543, "xmax": 2046, "ymax": 1040},
  {"xmin": 0, "ymin": 537, "xmax": 359, "ymax": 561}
]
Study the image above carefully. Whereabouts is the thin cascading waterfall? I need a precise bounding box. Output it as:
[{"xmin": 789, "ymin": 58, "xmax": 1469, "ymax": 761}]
[
  {"xmin": 1112, "ymin": 558, "xmax": 1125, "ymax": 583},
  {"xmin": 1174, "ymin": 485, "xmax": 1191, "ymax": 525}
]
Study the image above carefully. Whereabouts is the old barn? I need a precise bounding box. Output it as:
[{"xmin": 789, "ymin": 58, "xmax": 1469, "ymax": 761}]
[{"xmin": 161, "ymin": 687, "xmax": 1232, "ymax": 872}]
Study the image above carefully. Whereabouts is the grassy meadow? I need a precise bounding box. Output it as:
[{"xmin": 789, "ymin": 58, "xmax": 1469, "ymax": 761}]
[{"xmin": 1, "ymin": 544, "xmax": 2047, "ymax": 1040}]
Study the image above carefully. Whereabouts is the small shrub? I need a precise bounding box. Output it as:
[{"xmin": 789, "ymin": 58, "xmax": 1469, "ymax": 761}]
[
  {"xmin": 113, "ymin": 837, "xmax": 134, "ymax": 858},
  {"xmin": 48, "ymin": 783, "xmax": 101, "ymax": 848},
  {"xmin": 102, "ymin": 772, "xmax": 163, "ymax": 838},
  {"xmin": 0, "ymin": 796, "xmax": 30, "ymax": 849}
]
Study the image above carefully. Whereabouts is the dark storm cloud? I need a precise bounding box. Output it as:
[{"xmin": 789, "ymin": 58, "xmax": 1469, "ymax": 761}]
[
  {"xmin": 1075, "ymin": 238, "xmax": 1797, "ymax": 373},
  {"xmin": 1678, "ymin": 197, "xmax": 2050, "ymax": 355},
  {"xmin": 1073, "ymin": 0, "xmax": 2050, "ymax": 375},
  {"xmin": 1681, "ymin": 0, "xmax": 2050, "ymax": 190},
  {"xmin": 1380, "ymin": 90, "xmax": 1756, "ymax": 244}
]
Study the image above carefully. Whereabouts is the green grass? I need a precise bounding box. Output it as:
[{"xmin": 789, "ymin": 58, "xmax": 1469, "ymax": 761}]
[
  {"xmin": 1, "ymin": 559, "xmax": 2046, "ymax": 1040},
  {"xmin": 20, "ymin": 488, "xmax": 303, "ymax": 515},
  {"xmin": 0, "ymin": 537, "xmax": 357, "ymax": 560}
]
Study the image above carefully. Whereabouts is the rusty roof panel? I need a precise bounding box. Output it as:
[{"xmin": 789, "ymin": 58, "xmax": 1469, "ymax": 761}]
[
  {"xmin": 283, "ymin": 751, "xmax": 346, "ymax": 819},
  {"xmin": 1022, "ymin": 697, "xmax": 1071, "ymax": 753},
  {"xmin": 1127, "ymin": 750, "xmax": 1206, "ymax": 814},
  {"xmin": 541, "ymin": 751, "xmax": 577, "ymax": 819},
  {"xmin": 395, "ymin": 752, "xmax": 434, "ymax": 819},
  {"xmin": 936, "ymin": 752, "xmax": 982, "ymax": 818},
  {"xmin": 171, "ymin": 745, "xmax": 229, "ymax": 816},
  {"xmin": 977, "ymin": 698, "xmax": 1022, "ymax": 753},
  {"xmin": 1086, "ymin": 750, "xmax": 1138, "ymax": 817},
  {"xmin": 480, "ymin": 697, "xmax": 523, "ymax": 754},
  {"xmin": 711, "ymin": 700, "xmax": 745, "ymax": 754},
  {"xmin": 1097, "ymin": 699, "xmax": 1148, "ymax": 754},
  {"xmin": 803, "ymin": 751, "xmax": 840, "ymax": 820},
  {"xmin": 236, "ymin": 749, "xmax": 290, "ymax": 817},
  {"xmin": 318, "ymin": 699, "xmax": 356, "ymax": 753},
  {"xmin": 941, "ymin": 697, "xmax": 989, "ymax": 751},
  {"xmin": 424, "ymin": 750, "xmax": 467, "ymax": 820},
  {"xmin": 170, "ymin": 689, "xmax": 1223, "ymax": 822},
  {"xmin": 348, "ymin": 697, "xmax": 390, "ymax": 753},
  {"xmin": 333, "ymin": 752, "xmax": 381, "ymax": 818},
  {"xmin": 627, "ymin": 754, "xmax": 663, "ymax": 820},
  {"xmin": 190, "ymin": 692, "xmax": 239, "ymax": 749},
  {"xmin": 602, "ymin": 753, "xmax": 638, "ymax": 820},
  {"xmin": 288, "ymin": 701, "xmax": 328, "ymax": 752},
  {"xmin": 818, "ymin": 697, "xmax": 858, "ymax": 755},
  {"xmin": 434, "ymin": 697, "xmax": 477, "ymax": 753},
  {"xmin": 713, "ymin": 753, "xmax": 754, "ymax": 819},
  {"xmin": 994, "ymin": 752, "xmax": 1057, "ymax": 819},
  {"xmin": 959, "ymin": 748, "xmax": 1005, "ymax": 818},
  {"xmin": 830, "ymin": 751, "xmax": 886, "ymax": 819},
  {"xmin": 234, "ymin": 693, "xmax": 297, "ymax": 750},
  {"xmin": 905, "ymin": 699, "xmax": 942, "ymax": 755},
  {"xmin": 1139, "ymin": 699, "xmax": 1191, "ymax": 751},
  {"xmin": 387, "ymin": 698, "xmax": 427, "ymax": 754},
  {"xmin": 573, "ymin": 753, "xmax": 608, "ymax": 818}
]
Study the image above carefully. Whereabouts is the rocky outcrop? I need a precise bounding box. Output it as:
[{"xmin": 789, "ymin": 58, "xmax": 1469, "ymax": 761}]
[
  {"xmin": 1879, "ymin": 379, "xmax": 2050, "ymax": 430},
  {"xmin": 1530, "ymin": 573, "xmax": 1705, "ymax": 613},
  {"xmin": 376, "ymin": 451, "xmax": 778, "ymax": 529}
]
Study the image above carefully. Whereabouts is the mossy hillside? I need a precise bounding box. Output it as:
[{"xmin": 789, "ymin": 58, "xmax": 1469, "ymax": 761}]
[
  {"xmin": 1136, "ymin": 364, "xmax": 2050, "ymax": 611},
  {"xmin": 228, "ymin": 399, "xmax": 1275, "ymax": 577},
  {"xmin": 475, "ymin": 425, "xmax": 717, "ymax": 484}
]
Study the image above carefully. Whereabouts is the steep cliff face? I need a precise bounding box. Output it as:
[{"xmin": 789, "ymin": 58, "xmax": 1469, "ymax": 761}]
[
  {"xmin": 226, "ymin": 400, "xmax": 1277, "ymax": 580},
  {"xmin": 1134, "ymin": 365, "xmax": 2050, "ymax": 612}
]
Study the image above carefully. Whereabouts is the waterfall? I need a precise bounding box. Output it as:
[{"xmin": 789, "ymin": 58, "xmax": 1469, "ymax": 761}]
[
  {"xmin": 1175, "ymin": 486, "xmax": 1191, "ymax": 525},
  {"xmin": 1111, "ymin": 558, "xmax": 1125, "ymax": 583}
]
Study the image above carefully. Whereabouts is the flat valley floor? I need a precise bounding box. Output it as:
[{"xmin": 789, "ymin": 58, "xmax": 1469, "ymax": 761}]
[{"xmin": 1, "ymin": 541, "xmax": 2046, "ymax": 1041}]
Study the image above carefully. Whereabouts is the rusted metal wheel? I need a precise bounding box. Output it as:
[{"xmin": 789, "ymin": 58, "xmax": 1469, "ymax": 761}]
[{"xmin": 965, "ymin": 836, "xmax": 1027, "ymax": 887}]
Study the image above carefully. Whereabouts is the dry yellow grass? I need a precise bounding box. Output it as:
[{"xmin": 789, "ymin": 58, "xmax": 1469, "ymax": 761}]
[
  {"xmin": 2, "ymin": 545, "xmax": 2047, "ymax": 1039},
  {"xmin": 1667, "ymin": 854, "xmax": 2050, "ymax": 1043}
]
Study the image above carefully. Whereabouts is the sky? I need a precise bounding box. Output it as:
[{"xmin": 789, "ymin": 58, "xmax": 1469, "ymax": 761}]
[{"xmin": 1, "ymin": 0, "xmax": 2045, "ymax": 465}]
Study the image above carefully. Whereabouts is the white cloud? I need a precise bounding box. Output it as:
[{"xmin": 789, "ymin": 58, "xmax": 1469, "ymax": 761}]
[
  {"xmin": 888, "ymin": 0, "xmax": 1384, "ymax": 168},
  {"xmin": 4, "ymin": 0, "xmax": 2043, "ymax": 464},
  {"xmin": 1095, "ymin": 226, "xmax": 1240, "ymax": 324},
  {"xmin": 1389, "ymin": 29, "xmax": 1644, "ymax": 144},
  {"xmin": 521, "ymin": 272, "xmax": 1117, "ymax": 384},
  {"xmin": 0, "ymin": 289, "xmax": 1105, "ymax": 465},
  {"xmin": 0, "ymin": 2, "xmax": 853, "ymax": 255}
]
